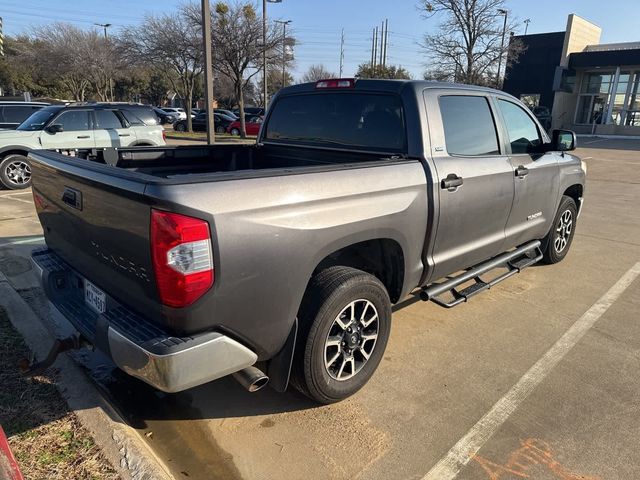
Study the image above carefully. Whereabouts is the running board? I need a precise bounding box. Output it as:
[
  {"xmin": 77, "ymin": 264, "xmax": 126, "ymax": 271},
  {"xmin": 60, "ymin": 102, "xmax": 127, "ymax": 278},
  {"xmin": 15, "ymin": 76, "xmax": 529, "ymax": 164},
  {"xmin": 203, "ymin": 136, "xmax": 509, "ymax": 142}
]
[{"xmin": 420, "ymin": 240, "xmax": 543, "ymax": 308}]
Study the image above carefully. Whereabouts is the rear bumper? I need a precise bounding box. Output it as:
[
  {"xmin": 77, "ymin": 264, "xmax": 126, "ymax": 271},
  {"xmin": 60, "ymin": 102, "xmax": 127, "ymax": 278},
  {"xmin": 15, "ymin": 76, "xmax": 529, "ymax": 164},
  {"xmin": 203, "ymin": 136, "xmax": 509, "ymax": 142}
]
[{"xmin": 31, "ymin": 248, "xmax": 257, "ymax": 393}]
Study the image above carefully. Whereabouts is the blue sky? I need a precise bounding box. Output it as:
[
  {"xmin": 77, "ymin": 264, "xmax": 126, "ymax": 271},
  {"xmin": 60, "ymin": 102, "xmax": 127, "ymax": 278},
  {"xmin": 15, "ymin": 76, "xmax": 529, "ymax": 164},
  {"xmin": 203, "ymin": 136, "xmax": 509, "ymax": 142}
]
[{"xmin": 2, "ymin": 0, "xmax": 639, "ymax": 80}]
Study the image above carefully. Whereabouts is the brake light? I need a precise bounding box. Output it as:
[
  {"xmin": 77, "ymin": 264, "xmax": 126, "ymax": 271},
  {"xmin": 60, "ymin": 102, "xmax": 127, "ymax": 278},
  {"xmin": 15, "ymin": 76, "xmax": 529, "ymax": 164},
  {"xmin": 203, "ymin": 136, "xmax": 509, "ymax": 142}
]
[
  {"xmin": 315, "ymin": 78, "xmax": 355, "ymax": 89},
  {"xmin": 162, "ymin": 129, "xmax": 166, "ymax": 141},
  {"xmin": 151, "ymin": 209, "xmax": 214, "ymax": 308}
]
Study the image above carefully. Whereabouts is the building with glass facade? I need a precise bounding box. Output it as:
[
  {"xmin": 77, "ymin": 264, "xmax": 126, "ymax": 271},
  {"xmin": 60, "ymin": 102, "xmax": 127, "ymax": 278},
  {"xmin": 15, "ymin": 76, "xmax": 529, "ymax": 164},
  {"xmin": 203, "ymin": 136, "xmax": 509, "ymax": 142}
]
[{"xmin": 504, "ymin": 14, "xmax": 640, "ymax": 136}]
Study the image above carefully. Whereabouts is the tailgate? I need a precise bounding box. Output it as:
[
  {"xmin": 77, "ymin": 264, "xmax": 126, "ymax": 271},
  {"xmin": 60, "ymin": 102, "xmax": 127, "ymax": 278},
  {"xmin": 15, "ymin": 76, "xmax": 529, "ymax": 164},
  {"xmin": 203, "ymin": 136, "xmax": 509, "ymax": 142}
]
[{"xmin": 30, "ymin": 152, "xmax": 160, "ymax": 320}]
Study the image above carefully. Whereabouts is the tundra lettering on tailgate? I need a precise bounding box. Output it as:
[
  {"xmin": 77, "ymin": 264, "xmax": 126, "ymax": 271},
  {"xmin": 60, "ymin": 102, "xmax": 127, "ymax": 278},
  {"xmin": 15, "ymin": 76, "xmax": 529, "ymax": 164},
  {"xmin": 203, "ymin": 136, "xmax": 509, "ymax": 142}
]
[{"xmin": 90, "ymin": 240, "xmax": 150, "ymax": 282}]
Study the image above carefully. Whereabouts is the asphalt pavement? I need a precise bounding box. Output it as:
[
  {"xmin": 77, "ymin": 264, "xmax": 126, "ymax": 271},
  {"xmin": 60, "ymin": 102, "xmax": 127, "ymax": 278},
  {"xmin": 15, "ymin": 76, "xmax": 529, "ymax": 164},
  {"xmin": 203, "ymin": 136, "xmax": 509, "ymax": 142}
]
[{"xmin": 0, "ymin": 137, "xmax": 638, "ymax": 480}]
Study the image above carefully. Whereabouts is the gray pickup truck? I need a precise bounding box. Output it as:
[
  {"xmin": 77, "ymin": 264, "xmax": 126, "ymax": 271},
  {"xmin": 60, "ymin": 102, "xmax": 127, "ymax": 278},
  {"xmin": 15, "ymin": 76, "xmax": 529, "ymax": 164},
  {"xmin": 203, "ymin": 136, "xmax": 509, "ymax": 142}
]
[{"xmin": 28, "ymin": 79, "xmax": 585, "ymax": 404}]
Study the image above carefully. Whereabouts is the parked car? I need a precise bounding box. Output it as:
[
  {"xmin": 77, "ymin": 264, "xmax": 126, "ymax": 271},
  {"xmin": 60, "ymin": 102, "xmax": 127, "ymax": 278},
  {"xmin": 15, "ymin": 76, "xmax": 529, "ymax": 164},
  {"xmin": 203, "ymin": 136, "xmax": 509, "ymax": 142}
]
[
  {"xmin": 161, "ymin": 107, "xmax": 187, "ymax": 120},
  {"xmin": 173, "ymin": 113, "xmax": 234, "ymax": 134},
  {"xmin": 214, "ymin": 108, "xmax": 238, "ymax": 119},
  {"xmin": 154, "ymin": 107, "xmax": 177, "ymax": 124},
  {"xmin": 28, "ymin": 79, "xmax": 585, "ymax": 405},
  {"xmin": 0, "ymin": 104, "xmax": 165, "ymax": 189},
  {"xmin": 232, "ymin": 107, "xmax": 265, "ymax": 117},
  {"xmin": 0, "ymin": 101, "xmax": 49, "ymax": 130},
  {"xmin": 532, "ymin": 106, "xmax": 552, "ymax": 131},
  {"xmin": 227, "ymin": 115, "xmax": 263, "ymax": 135}
]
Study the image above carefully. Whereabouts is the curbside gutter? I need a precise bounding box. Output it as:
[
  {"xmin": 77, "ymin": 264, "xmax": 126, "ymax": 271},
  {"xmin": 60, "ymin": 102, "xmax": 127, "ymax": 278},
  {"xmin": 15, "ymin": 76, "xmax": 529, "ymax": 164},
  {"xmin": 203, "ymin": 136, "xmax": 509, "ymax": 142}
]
[
  {"xmin": 0, "ymin": 270, "xmax": 174, "ymax": 480},
  {"xmin": 0, "ymin": 426, "xmax": 24, "ymax": 480}
]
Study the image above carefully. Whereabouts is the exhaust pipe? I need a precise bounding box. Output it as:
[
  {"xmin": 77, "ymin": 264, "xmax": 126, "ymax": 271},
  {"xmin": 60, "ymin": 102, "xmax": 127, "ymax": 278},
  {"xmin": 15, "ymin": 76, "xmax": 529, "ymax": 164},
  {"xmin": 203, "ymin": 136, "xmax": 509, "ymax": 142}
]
[{"xmin": 232, "ymin": 366, "xmax": 269, "ymax": 392}]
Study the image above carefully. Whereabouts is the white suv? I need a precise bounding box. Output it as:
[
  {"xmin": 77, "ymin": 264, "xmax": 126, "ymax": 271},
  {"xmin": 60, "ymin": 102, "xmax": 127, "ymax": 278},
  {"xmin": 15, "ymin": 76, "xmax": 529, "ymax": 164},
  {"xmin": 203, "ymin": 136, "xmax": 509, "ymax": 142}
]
[
  {"xmin": 161, "ymin": 107, "xmax": 187, "ymax": 120},
  {"xmin": 0, "ymin": 104, "xmax": 166, "ymax": 189}
]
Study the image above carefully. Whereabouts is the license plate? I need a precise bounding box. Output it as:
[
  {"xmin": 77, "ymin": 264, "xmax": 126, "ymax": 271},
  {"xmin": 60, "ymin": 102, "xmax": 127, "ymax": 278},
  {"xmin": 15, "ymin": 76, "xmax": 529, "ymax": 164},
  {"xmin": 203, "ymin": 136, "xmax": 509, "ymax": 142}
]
[{"xmin": 84, "ymin": 280, "xmax": 106, "ymax": 314}]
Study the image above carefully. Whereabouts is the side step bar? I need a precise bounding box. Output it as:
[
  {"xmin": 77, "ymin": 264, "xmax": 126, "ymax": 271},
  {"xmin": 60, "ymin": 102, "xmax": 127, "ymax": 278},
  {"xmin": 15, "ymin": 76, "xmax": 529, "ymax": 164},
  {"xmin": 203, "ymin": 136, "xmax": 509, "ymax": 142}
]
[{"xmin": 420, "ymin": 240, "xmax": 543, "ymax": 308}]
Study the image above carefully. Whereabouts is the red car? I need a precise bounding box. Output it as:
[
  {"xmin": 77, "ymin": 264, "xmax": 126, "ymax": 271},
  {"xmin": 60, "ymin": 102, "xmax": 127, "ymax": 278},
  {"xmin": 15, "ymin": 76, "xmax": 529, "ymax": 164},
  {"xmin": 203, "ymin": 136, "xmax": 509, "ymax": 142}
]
[{"xmin": 227, "ymin": 116, "xmax": 263, "ymax": 136}]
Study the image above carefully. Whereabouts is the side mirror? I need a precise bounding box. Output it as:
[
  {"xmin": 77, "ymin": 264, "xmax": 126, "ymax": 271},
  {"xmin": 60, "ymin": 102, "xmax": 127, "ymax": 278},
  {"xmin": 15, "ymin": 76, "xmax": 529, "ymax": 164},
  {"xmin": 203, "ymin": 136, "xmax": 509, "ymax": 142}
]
[
  {"xmin": 46, "ymin": 124, "xmax": 64, "ymax": 134},
  {"xmin": 551, "ymin": 129, "xmax": 576, "ymax": 152}
]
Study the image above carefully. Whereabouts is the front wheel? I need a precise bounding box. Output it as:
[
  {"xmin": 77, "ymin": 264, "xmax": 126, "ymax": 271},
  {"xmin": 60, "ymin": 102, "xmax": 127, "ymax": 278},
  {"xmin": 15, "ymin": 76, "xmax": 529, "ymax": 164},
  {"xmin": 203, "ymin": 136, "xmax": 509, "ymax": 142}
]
[
  {"xmin": 541, "ymin": 195, "xmax": 578, "ymax": 264},
  {"xmin": 174, "ymin": 122, "xmax": 186, "ymax": 132},
  {"xmin": 216, "ymin": 125, "xmax": 226, "ymax": 134},
  {"xmin": 291, "ymin": 266, "xmax": 391, "ymax": 404},
  {"xmin": 0, "ymin": 154, "xmax": 31, "ymax": 189}
]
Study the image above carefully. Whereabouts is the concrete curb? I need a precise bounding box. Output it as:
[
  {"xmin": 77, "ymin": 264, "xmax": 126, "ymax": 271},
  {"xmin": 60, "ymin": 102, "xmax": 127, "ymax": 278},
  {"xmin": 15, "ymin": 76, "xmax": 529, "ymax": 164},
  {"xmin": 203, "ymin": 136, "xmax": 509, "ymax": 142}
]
[{"xmin": 0, "ymin": 271, "xmax": 174, "ymax": 480}]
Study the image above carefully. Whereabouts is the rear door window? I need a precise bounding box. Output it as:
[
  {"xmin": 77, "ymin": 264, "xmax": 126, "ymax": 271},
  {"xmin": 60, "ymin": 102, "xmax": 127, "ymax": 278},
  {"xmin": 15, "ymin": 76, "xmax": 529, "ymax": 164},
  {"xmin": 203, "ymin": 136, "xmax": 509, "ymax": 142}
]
[
  {"xmin": 265, "ymin": 92, "xmax": 406, "ymax": 152},
  {"xmin": 439, "ymin": 95, "xmax": 500, "ymax": 156},
  {"xmin": 94, "ymin": 109, "xmax": 125, "ymax": 129}
]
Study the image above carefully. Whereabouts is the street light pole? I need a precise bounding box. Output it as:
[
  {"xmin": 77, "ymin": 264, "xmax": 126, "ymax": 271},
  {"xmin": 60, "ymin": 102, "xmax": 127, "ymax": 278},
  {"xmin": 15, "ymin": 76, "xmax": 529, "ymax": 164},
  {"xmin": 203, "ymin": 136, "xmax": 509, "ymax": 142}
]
[
  {"xmin": 524, "ymin": 18, "xmax": 531, "ymax": 35},
  {"xmin": 95, "ymin": 23, "xmax": 113, "ymax": 100},
  {"xmin": 496, "ymin": 9, "xmax": 508, "ymax": 89},
  {"xmin": 275, "ymin": 20, "xmax": 291, "ymax": 90},
  {"xmin": 201, "ymin": 0, "xmax": 215, "ymax": 144},
  {"xmin": 263, "ymin": 0, "xmax": 282, "ymax": 111}
]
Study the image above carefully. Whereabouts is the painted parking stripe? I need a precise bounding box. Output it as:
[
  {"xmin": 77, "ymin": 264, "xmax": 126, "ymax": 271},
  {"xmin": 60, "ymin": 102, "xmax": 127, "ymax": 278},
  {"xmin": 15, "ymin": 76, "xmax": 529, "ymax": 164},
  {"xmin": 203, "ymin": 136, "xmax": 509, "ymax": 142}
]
[
  {"xmin": 0, "ymin": 236, "xmax": 44, "ymax": 248},
  {"xmin": 422, "ymin": 261, "xmax": 640, "ymax": 480}
]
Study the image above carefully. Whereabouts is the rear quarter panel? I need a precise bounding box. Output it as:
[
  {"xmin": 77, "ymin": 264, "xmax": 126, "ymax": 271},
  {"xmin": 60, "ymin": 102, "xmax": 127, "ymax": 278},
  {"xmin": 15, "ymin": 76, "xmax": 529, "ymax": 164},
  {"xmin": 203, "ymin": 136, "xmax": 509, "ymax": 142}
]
[{"xmin": 144, "ymin": 161, "xmax": 428, "ymax": 359}]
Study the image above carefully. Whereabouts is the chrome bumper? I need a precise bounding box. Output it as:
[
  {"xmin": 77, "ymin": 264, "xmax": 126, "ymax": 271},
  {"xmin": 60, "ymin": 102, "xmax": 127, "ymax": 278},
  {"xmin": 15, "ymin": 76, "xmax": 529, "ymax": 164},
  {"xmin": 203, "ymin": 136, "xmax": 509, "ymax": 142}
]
[{"xmin": 31, "ymin": 248, "xmax": 257, "ymax": 393}]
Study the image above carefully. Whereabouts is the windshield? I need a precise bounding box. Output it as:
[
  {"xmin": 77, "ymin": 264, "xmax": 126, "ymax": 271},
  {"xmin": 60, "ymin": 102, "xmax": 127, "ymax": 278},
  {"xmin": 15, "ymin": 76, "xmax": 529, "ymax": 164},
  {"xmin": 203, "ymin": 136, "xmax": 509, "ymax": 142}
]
[
  {"xmin": 265, "ymin": 92, "xmax": 406, "ymax": 153},
  {"xmin": 16, "ymin": 108, "xmax": 59, "ymax": 131}
]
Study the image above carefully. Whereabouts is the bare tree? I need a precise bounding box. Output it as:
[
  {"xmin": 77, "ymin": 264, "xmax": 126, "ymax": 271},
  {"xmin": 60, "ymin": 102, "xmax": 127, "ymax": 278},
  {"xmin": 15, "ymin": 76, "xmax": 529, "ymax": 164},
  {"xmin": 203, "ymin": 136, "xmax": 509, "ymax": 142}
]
[
  {"xmin": 185, "ymin": 2, "xmax": 281, "ymax": 137},
  {"xmin": 120, "ymin": 8, "xmax": 203, "ymax": 131},
  {"xmin": 301, "ymin": 64, "xmax": 336, "ymax": 83},
  {"xmin": 32, "ymin": 23, "xmax": 93, "ymax": 101},
  {"xmin": 418, "ymin": 0, "xmax": 524, "ymax": 86}
]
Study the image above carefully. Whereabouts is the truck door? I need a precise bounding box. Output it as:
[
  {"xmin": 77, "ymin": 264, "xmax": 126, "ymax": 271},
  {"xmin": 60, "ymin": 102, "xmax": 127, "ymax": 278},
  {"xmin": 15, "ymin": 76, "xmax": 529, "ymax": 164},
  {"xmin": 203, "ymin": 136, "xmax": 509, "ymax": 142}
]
[
  {"xmin": 92, "ymin": 109, "xmax": 137, "ymax": 148},
  {"xmin": 424, "ymin": 90, "xmax": 515, "ymax": 281},
  {"xmin": 40, "ymin": 110, "xmax": 95, "ymax": 150},
  {"xmin": 493, "ymin": 98, "xmax": 560, "ymax": 247}
]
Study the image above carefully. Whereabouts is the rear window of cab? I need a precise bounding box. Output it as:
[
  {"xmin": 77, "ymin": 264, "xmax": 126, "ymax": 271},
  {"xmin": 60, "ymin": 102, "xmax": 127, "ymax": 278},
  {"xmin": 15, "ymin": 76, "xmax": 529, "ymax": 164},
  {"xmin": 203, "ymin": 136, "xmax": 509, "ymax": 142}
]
[{"xmin": 265, "ymin": 92, "xmax": 406, "ymax": 153}]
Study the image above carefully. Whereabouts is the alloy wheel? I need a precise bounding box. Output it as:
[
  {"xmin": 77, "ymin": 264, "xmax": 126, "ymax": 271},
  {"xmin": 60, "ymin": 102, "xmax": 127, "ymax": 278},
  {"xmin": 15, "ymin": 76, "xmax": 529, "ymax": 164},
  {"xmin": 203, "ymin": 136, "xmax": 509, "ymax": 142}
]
[
  {"xmin": 554, "ymin": 209, "xmax": 573, "ymax": 253},
  {"xmin": 324, "ymin": 299, "xmax": 379, "ymax": 381}
]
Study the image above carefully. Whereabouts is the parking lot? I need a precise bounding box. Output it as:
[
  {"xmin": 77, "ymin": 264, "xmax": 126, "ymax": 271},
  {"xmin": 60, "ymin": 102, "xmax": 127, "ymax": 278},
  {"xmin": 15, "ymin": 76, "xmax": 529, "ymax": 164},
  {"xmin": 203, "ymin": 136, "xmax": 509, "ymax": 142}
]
[{"xmin": 1, "ymin": 137, "xmax": 639, "ymax": 480}]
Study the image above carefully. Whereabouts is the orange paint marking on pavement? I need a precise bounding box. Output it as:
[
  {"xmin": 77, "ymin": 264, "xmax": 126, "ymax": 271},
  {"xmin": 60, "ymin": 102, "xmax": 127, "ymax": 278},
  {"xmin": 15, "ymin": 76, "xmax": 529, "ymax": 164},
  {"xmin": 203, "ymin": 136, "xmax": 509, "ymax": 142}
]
[{"xmin": 473, "ymin": 438, "xmax": 599, "ymax": 480}]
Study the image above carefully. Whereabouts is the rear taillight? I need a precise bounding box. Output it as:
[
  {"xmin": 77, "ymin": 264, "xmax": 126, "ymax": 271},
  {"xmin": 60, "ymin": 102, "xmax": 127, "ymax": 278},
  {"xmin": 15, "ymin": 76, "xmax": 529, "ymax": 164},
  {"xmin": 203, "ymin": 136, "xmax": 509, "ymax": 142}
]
[
  {"xmin": 162, "ymin": 129, "xmax": 166, "ymax": 141},
  {"xmin": 151, "ymin": 209, "xmax": 214, "ymax": 308}
]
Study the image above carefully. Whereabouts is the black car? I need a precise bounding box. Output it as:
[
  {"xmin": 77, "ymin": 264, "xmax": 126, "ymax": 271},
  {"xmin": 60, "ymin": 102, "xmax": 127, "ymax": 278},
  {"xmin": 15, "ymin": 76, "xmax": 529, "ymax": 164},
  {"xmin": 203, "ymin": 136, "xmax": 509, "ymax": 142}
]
[
  {"xmin": 153, "ymin": 107, "xmax": 176, "ymax": 125},
  {"xmin": 0, "ymin": 101, "xmax": 49, "ymax": 129},
  {"xmin": 173, "ymin": 113, "xmax": 233, "ymax": 134},
  {"xmin": 232, "ymin": 107, "xmax": 265, "ymax": 117}
]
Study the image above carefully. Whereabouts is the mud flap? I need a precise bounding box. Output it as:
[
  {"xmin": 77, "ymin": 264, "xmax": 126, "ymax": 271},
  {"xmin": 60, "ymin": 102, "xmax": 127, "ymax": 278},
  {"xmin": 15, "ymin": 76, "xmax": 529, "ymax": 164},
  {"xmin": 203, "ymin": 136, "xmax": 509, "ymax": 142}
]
[{"xmin": 267, "ymin": 318, "xmax": 297, "ymax": 393}]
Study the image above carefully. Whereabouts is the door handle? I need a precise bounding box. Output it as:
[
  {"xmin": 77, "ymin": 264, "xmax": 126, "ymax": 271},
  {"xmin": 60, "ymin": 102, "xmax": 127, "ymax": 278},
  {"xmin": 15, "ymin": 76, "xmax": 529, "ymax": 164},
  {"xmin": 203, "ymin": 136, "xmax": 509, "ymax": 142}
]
[
  {"xmin": 77, "ymin": 135, "xmax": 90, "ymax": 139},
  {"xmin": 441, "ymin": 173, "xmax": 464, "ymax": 189},
  {"xmin": 515, "ymin": 165, "xmax": 529, "ymax": 178},
  {"xmin": 118, "ymin": 133, "xmax": 131, "ymax": 137}
]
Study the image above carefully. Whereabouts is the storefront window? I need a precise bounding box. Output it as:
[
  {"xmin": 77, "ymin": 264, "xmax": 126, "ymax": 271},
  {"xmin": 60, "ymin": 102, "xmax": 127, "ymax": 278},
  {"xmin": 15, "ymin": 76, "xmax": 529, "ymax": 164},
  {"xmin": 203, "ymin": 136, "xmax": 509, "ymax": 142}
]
[
  {"xmin": 626, "ymin": 73, "xmax": 640, "ymax": 126},
  {"xmin": 576, "ymin": 71, "xmax": 637, "ymax": 125}
]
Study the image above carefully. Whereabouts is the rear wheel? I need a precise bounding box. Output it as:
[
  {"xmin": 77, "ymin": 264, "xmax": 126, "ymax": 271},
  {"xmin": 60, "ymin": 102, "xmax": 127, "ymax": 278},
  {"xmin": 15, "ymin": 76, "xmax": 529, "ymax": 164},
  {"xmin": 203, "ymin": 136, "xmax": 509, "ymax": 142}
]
[
  {"xmin": 230, "ymin": 128, "xmax": 240, "ymax": 136},
  {"xmin": 216, "ymin": 125, "xmax": 226, "ymax": 134},
  {"xmin": 291, "ymin": 266, "xmax": 391, "ymax": 404},
  {"xmin": 541, "ymin": 195, "xmax": 577, "ymax": 264},
  {"xmin": 174, "ymin": 122, "xmax": 186, "ymax": 132},
  {"xmin": 0, "ymin": 154, "xmax": 31, "ymax": 189}
]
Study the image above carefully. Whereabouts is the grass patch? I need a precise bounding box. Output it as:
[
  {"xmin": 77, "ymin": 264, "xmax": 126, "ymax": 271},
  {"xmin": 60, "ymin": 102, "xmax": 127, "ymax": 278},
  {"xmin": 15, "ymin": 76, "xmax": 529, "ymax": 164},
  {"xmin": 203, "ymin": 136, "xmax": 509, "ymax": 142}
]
[{"xmin": 0, "ymin": 307, "xmax": 119, "ymax": 479}]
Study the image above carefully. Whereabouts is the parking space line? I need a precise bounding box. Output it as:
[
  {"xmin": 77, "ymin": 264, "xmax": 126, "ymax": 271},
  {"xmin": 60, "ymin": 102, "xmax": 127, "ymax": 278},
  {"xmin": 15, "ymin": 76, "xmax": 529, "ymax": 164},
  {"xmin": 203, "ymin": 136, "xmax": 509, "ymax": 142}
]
[
  {"xmin": 422, "ymin": 261, "xmax": 640, "ymax": 480},
  {"xmin": 0, "ymin": 236, "xmax": 44, "ymax": 248},
  {"xmin": 1, "ymin": 196, "xmax": 33, "ymax": 204}
]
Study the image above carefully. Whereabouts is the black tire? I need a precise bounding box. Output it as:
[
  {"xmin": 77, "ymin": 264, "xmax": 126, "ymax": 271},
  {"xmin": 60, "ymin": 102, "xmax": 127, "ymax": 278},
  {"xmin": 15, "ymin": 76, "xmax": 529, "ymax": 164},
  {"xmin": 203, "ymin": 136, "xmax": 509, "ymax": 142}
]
[
  {"xmin": 216, "ymin": 125, "xmax": 226, "ymax": 134},
  {"xmin": 541, "ymin": 195, "xmax": 577, "ymax": 264},
  {"xmin": 230, "ymin": 128, "xmax": 240, "ymax": 136},
  {"xmin": 290, "ymin": 266, "xmax": 391, "ymax": 404},
  {"xmin": 174, "ymin": 122, "xmax": 186, "ymax": 132},
  {"xmin": 0, "ymin": 154, "xmax": 31, "ymax": 189}
]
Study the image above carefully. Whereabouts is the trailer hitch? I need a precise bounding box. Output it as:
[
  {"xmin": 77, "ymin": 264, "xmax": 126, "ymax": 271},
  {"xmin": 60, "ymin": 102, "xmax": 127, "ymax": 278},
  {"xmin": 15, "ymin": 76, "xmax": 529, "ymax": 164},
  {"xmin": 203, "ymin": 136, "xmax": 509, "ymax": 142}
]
[{"xmin": 19, "ymin": 334, "xmax": 86, "ymax": 377}]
